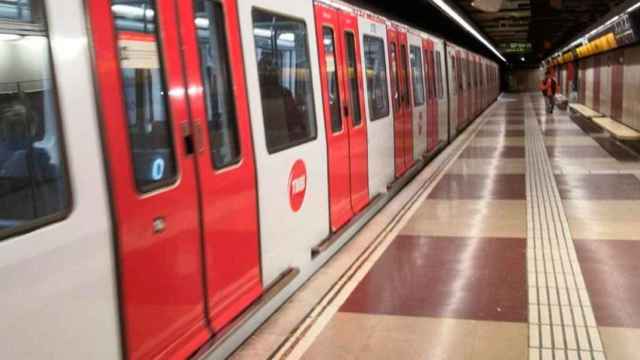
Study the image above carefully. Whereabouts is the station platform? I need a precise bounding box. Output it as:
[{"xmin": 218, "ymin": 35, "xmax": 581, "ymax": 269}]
[{"xmin": 231, "ymin": 93, "xmax": 640, "ymax": 360}]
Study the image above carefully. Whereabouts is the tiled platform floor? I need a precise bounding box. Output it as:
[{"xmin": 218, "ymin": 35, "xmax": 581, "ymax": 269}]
[{"xmin": 232, "ymin": 93, "xmax": 640, "ymax": 360}]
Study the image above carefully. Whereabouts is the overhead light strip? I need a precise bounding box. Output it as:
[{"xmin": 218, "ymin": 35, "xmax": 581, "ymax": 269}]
[
  {"xmin": 430, "ymin": 0, "xmax": 507, "ymax": 62},
  {"xmin": 555, "ymin": 0, "xmax": 640, "ymax": 57}
]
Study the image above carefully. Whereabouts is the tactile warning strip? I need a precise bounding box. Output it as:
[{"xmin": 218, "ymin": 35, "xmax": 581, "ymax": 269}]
[{"xmin": 525, "ymin": 97, "xmax": 606, "ymax": 360}]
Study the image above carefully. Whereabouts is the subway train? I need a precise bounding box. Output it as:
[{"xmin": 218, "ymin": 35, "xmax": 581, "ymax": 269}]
[{"xmin": 0, "ymin": 0, "xmax": 499, "ymax": 358}]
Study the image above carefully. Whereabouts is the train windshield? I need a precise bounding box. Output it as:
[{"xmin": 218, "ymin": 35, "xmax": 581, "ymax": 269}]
[{"xmin": 0, "ymin": 0, "xmax": 70, "ymax": 234}]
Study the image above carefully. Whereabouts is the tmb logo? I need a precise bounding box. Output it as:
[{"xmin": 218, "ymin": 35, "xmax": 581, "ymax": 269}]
[{"xmin": 288, "ymin": 159, "xmax": 307, "ymax": 212}]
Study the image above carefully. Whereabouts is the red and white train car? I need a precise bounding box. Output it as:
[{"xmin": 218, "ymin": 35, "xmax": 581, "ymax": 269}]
[{"xmin": 0, "ymin": 0, "xmax": 499, "ymax": 358}]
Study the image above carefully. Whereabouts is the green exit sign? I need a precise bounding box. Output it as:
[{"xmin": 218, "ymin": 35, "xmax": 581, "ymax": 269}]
[{"xmin": 499, "ymin": 43, "xmax": 532, "ymax": 53}]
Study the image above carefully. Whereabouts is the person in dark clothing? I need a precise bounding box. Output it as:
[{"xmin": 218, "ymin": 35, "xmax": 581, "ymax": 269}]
[
  {"xmin": 540, "ymin": 70, "xmax": 558, "ymax": 114},
  {"xmin": 257, "ymin": 53, "xmax": 307, "ymax": 150}
]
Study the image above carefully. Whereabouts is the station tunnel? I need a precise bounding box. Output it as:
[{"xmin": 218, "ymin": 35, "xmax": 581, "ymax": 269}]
[{"xmin": 1, "ymin": 0, "xmax": 640, "ymax": 359}]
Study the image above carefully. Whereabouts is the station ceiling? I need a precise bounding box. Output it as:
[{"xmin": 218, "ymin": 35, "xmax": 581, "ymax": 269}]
[
  {"xmin": 455, "ymin": 0, "xmax": 626, "ymax": 66},
  {"xmin": 354, "ymin": 0, "xmax": 627, "ymax": 67}
]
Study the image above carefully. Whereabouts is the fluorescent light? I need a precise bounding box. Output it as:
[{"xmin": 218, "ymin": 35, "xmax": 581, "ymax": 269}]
[
  {"xmin": 0, "ymin": 33, "xmax": 22, "ymax": 41},
  {"xmin": 627, "ymin": 1, "xmax": 640, "ymax": 13},
  {"xmin": 430, "ymin": 0, "xmax": 507, "ymax": 62},
  {"xmin": 556, "ymin": 0, "xmax": 640, "ymax": 56}
]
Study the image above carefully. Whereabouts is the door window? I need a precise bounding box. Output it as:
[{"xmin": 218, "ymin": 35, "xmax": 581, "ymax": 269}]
[
  {"xmin": 0, "ymin": 0, "xmax": 70, "ymax": 238},
  {"xmin": 363, "ymin": 35, "xmax": 389, "ymax": 120},
  {"xmin": 409, "ymin": 45, "xmax": 424, "ymax": 106},
  {"xmin": 344, "ymin": 32, "xmax": 362, "ymax": 126},
  {"xmin": 322, "ymin": 27, "xmax": 342, "ymax": 133},
  {"xmin": 388, "ymin": 42, "xmax": 399, "ymax": 112},
  {"xmin": 111, "ymin": 0, "xmax": 178, "ymax": 191},
  {"xmin": 253, "ymin": 9, "xmax": 317, "ymax": 153},
  {"xmin": 193, "ymin": 0, "xmax": 241, "ymax": 169},
  {"xmin": 399, "ymin": 44, "xmax": 409, "ymax": 106}
]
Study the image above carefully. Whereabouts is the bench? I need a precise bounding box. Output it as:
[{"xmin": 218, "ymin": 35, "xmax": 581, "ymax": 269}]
[
  {"xmin": 592, "ymin": 117, "xmax": 640, "ymax": 141},
  {"xmin": 569, "ymin": 103, "xmax": 602, "ymax": 118}
]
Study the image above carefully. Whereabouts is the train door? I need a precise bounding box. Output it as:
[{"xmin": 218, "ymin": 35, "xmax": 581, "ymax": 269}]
[
  {"xmin": 387, "ymin": 27, "xmax": 404, "ymax": 176},
  {"xmin": 447, "ymin": 50, "xmax": 458, "ymax": 138},
  {"xmin": 236, "ymin": 0, "xmax": 330, "ymax": 284},
  {"xmin": 387, "ymin": 26, "xmax": 412, "ymax": 176},
  {"xmin": 465, "ymin": 56, "xmax": 472, "ymax": 125},
  {"xmin": 434, "ymin": 43, "xmax": 448, "ymax": 146},
  {"xmin": 314, "ymin": 4, "xmax": 369, "ymax": 231},
  {"xmin": 422, "ymin": 38, "xmax": 438, "ymax": 152},
  {"xmin": 340, "ymin": 10, "xmax": 370, "ymax": 213},
  {"xmin": 88, "ymin": 0, "xmax": 211, "ymax": 357},
  {"xmin": 398, "ymin": 32, "xmax": 414, "ymax": 170},
  {"xmin": 176, "ymin": 0, "xmax": 262, "ymax": 331},
  {"xmin": 456, "ymin": 52, "xmax": 465, "ymax": 131},
  {"xmin": 358, "ymin": 16, "xmax": 394, "ymax": 196},
  {"xmin": 407, "ymin": 32, "xmax": 427, "ymax": 159}
]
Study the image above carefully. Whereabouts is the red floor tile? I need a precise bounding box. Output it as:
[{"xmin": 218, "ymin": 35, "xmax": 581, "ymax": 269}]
[
  {"xmin": 555, "ymin": 174, "xmax": 640, "ymax": 200},
  {"xmin": 476, "ymin": 129, "xmax": 525, "ymax": 137},
  {"xmin": 459, "ymin": 146, "xmax": 525, "ymax": 159},
  {"xmin": 428, "ymin": 174, "xmax": 526, "ymax": 199},
  {"xmin": 340, "ymin": 235, "xmax": 527, "ymax": 322},
  {"xmin": 487, "ymin": 119, "xmax": 524, "ymax": 125},
  {"xmin": 575, "ymin": 240, "xmax": 640, "ymax": 328}
]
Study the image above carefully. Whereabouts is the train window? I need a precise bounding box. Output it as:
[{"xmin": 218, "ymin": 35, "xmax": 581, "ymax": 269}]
[
  {"xmin": 0, "ymin": 0, "xmax": 70, "ymax": 237},
  {"xmin": 450, "ymin": 55, "xmax": 456, "ymax": 96},
  {"xmin": 409, "ymin": 45, "xmax": 424, "ymax": 106},
  {"xmin": 111, "ymin": 0, "xmax": 178, "ymax": 192},
  {"xmin": 252, "ymin": 9, "xmax": 317, "ymax": 153},
  {"xmin": 423, "ymin": 49, "xmax": 432, "ymax": 99},
  {"xmin": 363, "ymin": 35, "xmax": 389, "ymax": 121},
  {"xmin": 193, "ymin": 0, "xmax": 241, "ymax": 169},
  {"xmin": 399, "ymin": 44, "xmax": 409, "ymax": 106},
  {"xmin": 428, "ymin": 50, "xmax": 436, "ymax": 100},
  {"xmin": 344, "ymin": 32, "xmax": 361, "ymax": 126},
  {"xmin": 388, "ymin": 42, "xmax": 399, "ymax": 111},
  {"xmin": 322, "ymin": 27, "xmax": 342, "ymax": 133}
]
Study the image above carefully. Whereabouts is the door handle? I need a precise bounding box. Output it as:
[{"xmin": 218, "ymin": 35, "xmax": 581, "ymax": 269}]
[
  {"xmin": 343, "ymin": 105, "xmax": 349, "ymax": 118},
  {"xmin": 181, "ymin": 122, "xmax": 205, "ymax": 155},
  {"xmin": 192, "ymin": 121, "xmax": 205, "ymax": 153},
  {"xmin": 153, "ymin": 217, "xmax": 166, "ymax": 234}
]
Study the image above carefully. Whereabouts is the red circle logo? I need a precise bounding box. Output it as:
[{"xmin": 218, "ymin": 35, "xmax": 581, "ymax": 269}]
[{"xmin": 288, "ymin": 159, "xmax": 307, "ymax": 212}]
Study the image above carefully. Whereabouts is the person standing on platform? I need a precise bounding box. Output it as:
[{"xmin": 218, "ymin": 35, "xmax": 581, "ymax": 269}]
[{"xmin": 540, "ymin": 70, "xmax": 558, "ymax": 114}]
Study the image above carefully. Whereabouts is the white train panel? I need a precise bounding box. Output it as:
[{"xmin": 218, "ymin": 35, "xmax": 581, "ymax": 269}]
[
  {"xmin": 358, "ymin": 15, "xmax": 395, "ymax": 196},
  {"xmin": 237, "ymin": 0, "xmax": 330, "ymax": 284},
  {"xmin": 408, "ymin": 30, "xmax": 427, "ymax": 159}
]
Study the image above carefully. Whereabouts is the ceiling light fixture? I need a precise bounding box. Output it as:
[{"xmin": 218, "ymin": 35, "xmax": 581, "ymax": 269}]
[{"xmin": 429, "ymin": 0, "xmax": 507, "ymax": 63}]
